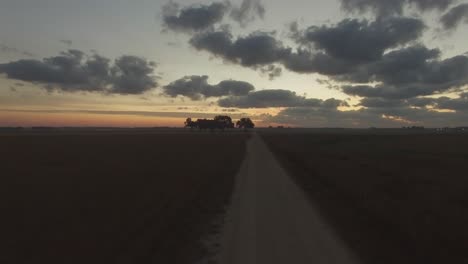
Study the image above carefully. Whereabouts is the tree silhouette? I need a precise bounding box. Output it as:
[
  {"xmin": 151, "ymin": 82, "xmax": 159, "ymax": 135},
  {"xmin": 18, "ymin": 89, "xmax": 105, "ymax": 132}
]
[
  {"xmin": 214, "ymin": 115, "xmax": 235, "ymax": 129},
  {"xmin": 184, "ymin": 118, "xmax": 197, "ymax": 129},
  {"xmin": 236, "ymin": 118, "xmax": 255, "ymax": 129},
  {"xmin": 184, "ymin": 116, "xmax": 236, "ymax": 130}
]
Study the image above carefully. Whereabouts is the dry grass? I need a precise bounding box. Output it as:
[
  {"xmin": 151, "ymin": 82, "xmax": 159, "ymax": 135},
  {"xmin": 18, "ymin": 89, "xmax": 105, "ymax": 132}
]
[
  {"xmin": 0, "ymin": 132, "xmax": 249, "ymax": 264},
  {"xmin": 262, "ymin": 132, "xmax": 468, "ymax": 264}
]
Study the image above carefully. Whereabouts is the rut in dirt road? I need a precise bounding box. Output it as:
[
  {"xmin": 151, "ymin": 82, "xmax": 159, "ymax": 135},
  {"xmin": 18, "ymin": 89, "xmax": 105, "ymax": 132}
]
[{"xmin": 215, "ymin": 134, "xmax": 360, "ymax": 264}]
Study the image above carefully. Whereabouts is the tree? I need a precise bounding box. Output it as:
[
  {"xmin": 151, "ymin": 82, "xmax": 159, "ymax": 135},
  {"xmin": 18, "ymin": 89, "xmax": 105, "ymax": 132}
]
[
  {"xmin": 185, "ymin": 116, "xmax": 238, "ymax": 130},
  {"xmin": 214, "ymin": 115, "xmax": 235, "ymax": 129},
  {"xmin": 184, "ymin": 118, "xmax": 197, "ymax": 129},
  {"xmin": 236, "ymin": 118, "xmax": 255, "ymax": 129}
]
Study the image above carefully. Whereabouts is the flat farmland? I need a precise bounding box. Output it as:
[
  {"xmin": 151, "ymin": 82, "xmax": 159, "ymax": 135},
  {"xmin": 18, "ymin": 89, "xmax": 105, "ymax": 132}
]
[
  {"xmin": 261, "ymin": 132, "xmax": 468, "ymax": 264},
  {"xmin": 0, "ymin": 132, "xmax": 249, "ymax": 264}
]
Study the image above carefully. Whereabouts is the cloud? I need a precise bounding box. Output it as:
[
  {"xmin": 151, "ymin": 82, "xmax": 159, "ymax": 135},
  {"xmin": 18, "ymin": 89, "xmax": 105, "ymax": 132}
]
[
  {"xmin": 340, "ymin": 46, "xmax": 468, "ymax": 99},
  {"xmin": 267, "ymin": 105, "xmax": 468, "ymax": 128},
  {"xmin": 163, "ymin": 75, "xmax": 254, "ymax": 100},
  {"xmin": 163, "ymin": 76, "xmax": 350, "ymax": 111},
  {"xmin": 343, "ymin": 92, "xmax": 468, "ymax": 127},
  {"xmin": 357, "ymin": 97, "xmax": 441, "ymax": 109},
  {"xmin": 162, "ymin": 1, "xmax": 229, "ymax": 32},
  {"xmin": 359, "ymin": 98, "xmax": 408, "ymax": 108},
  {"xmin": 407, "ymin": 97, "xmax": 437, "ymax": 107},
  {"xmin": 0, "ymin": 43, "xmax": 34, "ymax": 57},
  {"xmin": 435, "ymin": 96, "xmax": 468, "ymax": 111},
  {"xmin": 162, "ymin": 0, "xmax": 266, "ymax": 33},
  {"xmin": 190, "ymin": 30, "xmax": 290, "ymax": 67},
  {"xmin": 408, "ymin": 96, "xmax": 468, "ymax": 111},
  {"xmin": 408, "ymin": 0, "xmax": 454, "ymax": 12},
  {"xmin": 340, "ymin": 0, "xmax": 454, "ymax": 17},
  {"xmin": 230, "ymin": 0, "xmax": 265, "ymax": 27},
  {"xmin": 283, "ymin": 49, "xmax": 354, "ymax": 75},
  {"xmin": 281, "ymin": 17, "xmax": 426, "ymax": 78},
  {"xmin": 109, "ymin": 55, "xmax": 158, "ymax": 94},
  {"xmin": 218, "ymin": 89, "xmax": 347, "ymax": 108},
  {"xmin": 440, "ymin": 4, "xmax": 468, "ymax": 30},
  {"xmin": 259, "ymin": 64, "xmax": 282, "ymax": 80},
  {"xmin": 188, "ymin": 17, "xmax": 425, "ymax": 78},
  {"xmin": 341, "ymin": 82, "xmax": 459, "ymax": 100},
  {"xmin": 162, "ymin": 4, "xmax": 467, "ymax": 115},
  {"xmin": 344, "ymin": 45, "xmax": 441, "ymax": 85},
  {"xmin": 0, "ymin": 50, "xmax": 158, "ymax": 94},
  {"xmin": 60, "ymin": 40, "xmax": 73, "ymax": 46},
  {"xmin": 296, "ymin": 17, "xmax": 426, "ymax": 63}
]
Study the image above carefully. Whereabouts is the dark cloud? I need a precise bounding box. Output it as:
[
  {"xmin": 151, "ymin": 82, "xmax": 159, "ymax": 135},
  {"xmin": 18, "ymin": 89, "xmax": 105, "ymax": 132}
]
[
  {"xmin": 331, "ymin": 45, "xmax": 441, "ymax": 84},
  {"xmin": 342, "ymin": 83, "xmax": 451, "ymax": 100},
  {"xmin": 409, "ymin": 0, "xmax": 454, "ymax": 11},
  {"xmin": 407, "ymin": 97, "xmax": 437, "ymax": 107},
  {"xmin": 353, "ymin": 45, "xmax": 441, "ymax": 85},
  {"xmin": 162, "ymin": 1, "xmax": 229, "ymax": 32},
  {"xmin": 359, "ymin": 98, "xmax": 408, "ymax": 108},
  {"xmin": 109, "ymin": 56, "xmax": 158, "ymax": 94},
  {"xmin": 340, "ymin": 47, "xmax": 468, "ymax": 99},
  {"xmin": 423, "ymin": 96, "xmax": 468, "ymax": 111},
  {"xmin": 163, "ymin": 75, "xmax": 254, "ymax": 100},
  {"xmin": 282, "ymin": 18, "xmax": 425, "ymax": 77},
  {"xmin": 265, "ymin": 107, "xmax": 383, "ymax": 128},
  {"xmin": 340, "ymin": 0, "xmax": 454, "ymax": 17},
  {"xmin": 161, "ymin": 1, "xmax": 467, "ymax": 118},
  {"xmin": 190, "ymin": 30, "xmax": 290, "ymax": 67},
  {"xmin": 190, "ymin": 30, "xmax": 234, "ymax": 57},
  {"xmin": 298, "ymin": 17, "xmax": 426, "ymax": 62},
  {"xmin": 283, "ymin": 50, "xmax": 354, "ymax": 75},
  {"xmin": 351, "ymin": 93, "xmax": 468, "ymax": 124},
  {"xmin": 0, "ymin": 50, "xmax": 158, "ymax": 94},
  {"xmin": 162, "ymin": 0, "xmax": 266, "ymax": 33},
  {"xmin": 267, "ymin": 105, "xmax": 468, "ymax": 128},
  {"xmin": 218, "ymin": 89, "xmax": 347, "ymax": 108},
  {"xmin": 440, "ymin": 4, "xmax": 468, "ymax": 30},
  {"xmin": 358, "ymin": 97, "xmax": 448, "ymax": 110},
  {"xmin": 259, "ymin": 65, "xmax": 282, "ymax": 80},
  {"xmin": 230, "ymin": 0, "xmax": 265, "ymax": 27},
  {"xmin": 190, "ymin": 29, "xmax": 330, "ymax": 77},
  {"xmin": 188, "ymin": 17, "xmax": 426, "ymax": 81}
]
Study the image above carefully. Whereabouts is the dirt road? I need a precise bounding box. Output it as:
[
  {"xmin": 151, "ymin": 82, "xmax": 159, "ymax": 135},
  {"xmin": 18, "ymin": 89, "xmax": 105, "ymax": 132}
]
[{"xmin": 215, "ymin": 134, "xmax": 359, "ymax": 264}]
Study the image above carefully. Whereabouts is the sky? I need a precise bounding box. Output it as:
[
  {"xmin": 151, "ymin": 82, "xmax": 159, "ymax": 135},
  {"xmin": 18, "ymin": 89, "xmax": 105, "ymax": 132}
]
[{"xmin": 1, "ymin": 0, "xmax": 468, "ymax": 128}]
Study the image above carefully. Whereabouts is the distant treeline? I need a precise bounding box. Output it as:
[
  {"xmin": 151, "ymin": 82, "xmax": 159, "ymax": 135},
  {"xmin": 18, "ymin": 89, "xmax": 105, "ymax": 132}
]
[{"xmin": 184, "ymin": 116, "xmax": 255, "ymax": 130}]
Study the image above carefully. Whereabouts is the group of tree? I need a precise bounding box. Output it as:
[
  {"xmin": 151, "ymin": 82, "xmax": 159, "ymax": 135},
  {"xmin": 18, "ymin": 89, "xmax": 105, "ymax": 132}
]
[{"xmin": 184, "ymin": 116, "xmax": 255, "ymax": 130}]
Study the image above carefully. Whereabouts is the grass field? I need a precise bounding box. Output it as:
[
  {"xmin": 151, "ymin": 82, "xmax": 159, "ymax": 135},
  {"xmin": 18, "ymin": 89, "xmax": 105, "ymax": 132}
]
[
  {"xmin": 0, "ymin": 131, "xmax": 249, "ymax": 264},
  {"xmin": 261, "ymin": 132, "xmax": 468, "ymax": 264}
]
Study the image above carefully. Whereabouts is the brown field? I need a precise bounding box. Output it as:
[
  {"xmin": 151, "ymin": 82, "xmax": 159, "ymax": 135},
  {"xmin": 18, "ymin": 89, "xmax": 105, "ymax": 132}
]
[
  {"xmin": 261, "ymin": 132, "xmax": 468, "ymax": 264},
  {"xmin": 0, "ymin": 131, "xmax": 249, "ymax": 264}
]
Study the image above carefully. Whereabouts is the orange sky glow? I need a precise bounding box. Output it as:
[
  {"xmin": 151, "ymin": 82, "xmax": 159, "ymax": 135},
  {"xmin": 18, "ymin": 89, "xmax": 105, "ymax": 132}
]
[
  {"xmin": 0, "ymin": 111, "xmax": 279, "ymax": 128},
  {"xmin": 0, "ymin": 112, "xmax": 184, "ymax": 127}
]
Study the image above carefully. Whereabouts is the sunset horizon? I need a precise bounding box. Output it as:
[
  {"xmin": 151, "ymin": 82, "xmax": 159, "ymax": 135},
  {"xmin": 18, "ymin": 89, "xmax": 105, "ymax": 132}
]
[
  {"xmin": 2, "ymin": 0, "xmax": 468, "ymax": 128},
  {"xmin": 2, "ymin": 1, "xmax": 468, "ymax": 263}
]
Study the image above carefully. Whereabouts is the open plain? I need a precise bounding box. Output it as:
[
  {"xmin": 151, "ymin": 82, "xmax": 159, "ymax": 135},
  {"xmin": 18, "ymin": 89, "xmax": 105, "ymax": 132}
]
[
  {"xmin": 261, "ymin": 130, "xmax": 468, "ymax": 264},
  {"xmin": 2, "ymin": 128, "xmax": 468, "ymax": 264},
  {"xmin": 0, "ymin": 130, "xmax": 249, "ymax": 264}
]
